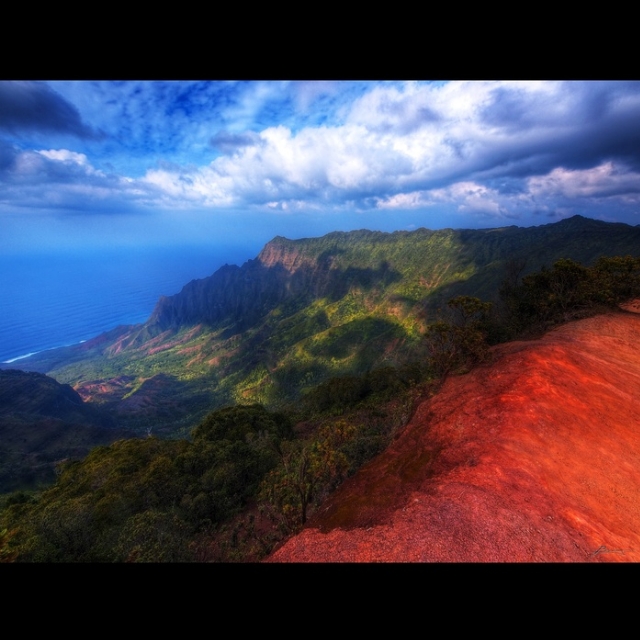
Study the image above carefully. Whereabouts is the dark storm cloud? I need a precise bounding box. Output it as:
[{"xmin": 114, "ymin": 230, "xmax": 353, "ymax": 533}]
[
  {"xmin": 0, "ymin": 81, "xmax": 103, "ymax": 139},
  {"xmin": 476, "ymin": 81, "xmax": 640, "ymax": 183}
]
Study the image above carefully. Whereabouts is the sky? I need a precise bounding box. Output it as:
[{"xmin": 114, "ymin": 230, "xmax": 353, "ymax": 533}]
[{"xmin": 2, "ymin": 80, "xmax": 640, "ymax": 256}]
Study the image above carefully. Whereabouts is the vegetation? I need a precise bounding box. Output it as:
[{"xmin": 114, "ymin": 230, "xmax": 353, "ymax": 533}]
[
  {"xmin": 0, "ymin": 405, "xmax": 293, "ymax": 561},
  {"xmin": 499, "ymin": 255, "xmax": 640, "ymax": 338},
  {"xmin": 424, "ymin": 296, "xmax": 493, "ymax": 377},
  {"xmin": 12, "ymin": 215, "xmax": 640, "ymax": 435},
  {"xmin": 3, "ymin": 215, "xmax": 640, "ymax": 561},
  {"xmin": 0, "ymin": 377, "xmax": 418, "ymax": 561}
]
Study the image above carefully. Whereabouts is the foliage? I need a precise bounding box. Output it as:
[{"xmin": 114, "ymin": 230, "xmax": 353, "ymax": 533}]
[
  {"xmin": 500, "ymin": 255, "xmax": 640, "ymax": 336},
  {"xmin": 260, "ymin": 420, "xmax": 354, "ymax": 531},
  {"xmin": 301, "ymin": 364, "xmax": 421, "ymax": 415},
  {"xmin": 192, "ymin": 404, "xmax": 293, "ymax": 447},
  {"xmin": 260, "ymin": 364, "xmax": 420, "ymax": 531},
  {"xmin": 0, "ymin": 404, "xmax": 293, "ymax": 562},
  {"xmin": 424, "ymin": 296, "xmax": 493, "ymax": 377},
  {"xmin": 0, "ymin": 527, "xmax": 18, "ymax": 562}
]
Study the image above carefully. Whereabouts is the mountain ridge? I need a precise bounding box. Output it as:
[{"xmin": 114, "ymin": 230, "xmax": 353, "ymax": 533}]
[
  {"xmin": 146, "ymin": 214, "xmax": 640, "ymax": 333},
  {"xmin": 5, "ymin": 214, "xmax": 640, "ymax": 434},
  {"xmin": 268, "ymin": 306, "xmax": 640, "ymax": 562}
]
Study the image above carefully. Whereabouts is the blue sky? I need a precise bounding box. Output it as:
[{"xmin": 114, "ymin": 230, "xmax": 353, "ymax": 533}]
[{"xmin": 2, "ymin": 80, "xmax": 640, "ymax": 255}]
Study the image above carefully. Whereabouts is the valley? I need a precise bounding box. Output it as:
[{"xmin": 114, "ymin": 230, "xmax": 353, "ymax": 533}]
[
  {"xmin": 6, "ymin": 215, "xmax": 640, "ymax": 436},
  {"xmin": 2, "ymin": 214, "xmax": 640, "ymax": 562}
]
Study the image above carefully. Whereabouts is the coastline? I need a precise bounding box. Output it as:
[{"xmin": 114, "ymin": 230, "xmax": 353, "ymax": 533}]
[{"xmin": 1, "ymin": 340, "xmax": 88, "ymax": 365}]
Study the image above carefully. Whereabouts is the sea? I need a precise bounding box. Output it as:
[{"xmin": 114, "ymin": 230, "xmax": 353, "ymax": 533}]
[{"xmin": 0, "ymin": 245, "xmax": 252, "ymax": 364}]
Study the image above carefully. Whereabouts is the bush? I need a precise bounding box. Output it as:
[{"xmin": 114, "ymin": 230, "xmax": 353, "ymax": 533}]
[{"xmin": 424, "ymin": 296, "xmax": 492, "ymax": 377}]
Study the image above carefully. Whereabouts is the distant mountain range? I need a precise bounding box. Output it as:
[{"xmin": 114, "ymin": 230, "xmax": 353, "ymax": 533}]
[{"xmin": 5, "ymin": 214, "xmax": 640, "ymax": 434}]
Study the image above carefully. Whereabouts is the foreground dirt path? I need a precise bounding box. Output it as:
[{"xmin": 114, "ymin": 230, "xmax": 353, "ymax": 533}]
[{"xmin": 268, "ymin": 308, "xmax": 640, "ymax": 561}]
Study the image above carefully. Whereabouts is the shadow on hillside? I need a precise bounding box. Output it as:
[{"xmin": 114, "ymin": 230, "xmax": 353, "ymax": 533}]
[
  {"xmin": 417, "ymin": 217, "xmax": 640, "ymax": 322},
  {"xmin": 152, "ymin": 258, "xmax": 403, "ymax": 337},
  {"xmin": 115, "ymin": 373, "xmax": 223, "ymax": 435}
]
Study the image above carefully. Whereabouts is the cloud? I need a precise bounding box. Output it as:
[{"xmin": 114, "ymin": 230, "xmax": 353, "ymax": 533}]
[
  {"xmin": 373, "ymin": 181, "xmax": 533, "ymax": 221},
  {"xmin": 528, "ymin": 162, "xmax": 640, "ymax": 200},
  {"xmin": 374, "ymin": 161, "xmax": 640, "ymax": 223},
  {"xmin": 0, "ymin": 146, "xmax": 156, "ymax": 213},
  {"xmin": 122, "ymin": 81, "xmax": 640, "ymax": 224},
  {"xmin": 0, "ymin": 139, "xmax": 19, "ymax": 173},
  {"xmin": 0, "ymin": 81, "xmax": 102, "ymax": 139},
  {"xmin": 210, "ymin": 130, "xmax": 262, "ymax": 154},
  {"xmin": 3, "ymin": 81, "xmax": 640, "ymax": 227}
]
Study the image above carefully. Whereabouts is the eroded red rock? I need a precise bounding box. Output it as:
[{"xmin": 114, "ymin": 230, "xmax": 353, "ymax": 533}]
[{"xmin": 268, "ymin": 308, "xmax": 640, "ymax": 562}]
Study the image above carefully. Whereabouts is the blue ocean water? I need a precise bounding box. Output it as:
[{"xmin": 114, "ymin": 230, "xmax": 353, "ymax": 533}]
[{"xmin": 0, "ymin": 245, "xmax": 251, "ymax": 364}]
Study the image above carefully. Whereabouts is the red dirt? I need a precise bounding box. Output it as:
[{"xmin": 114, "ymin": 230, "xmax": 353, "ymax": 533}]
[{"xmin": 267, "ymin": 307, "xmax": 640, "ymax": 562}]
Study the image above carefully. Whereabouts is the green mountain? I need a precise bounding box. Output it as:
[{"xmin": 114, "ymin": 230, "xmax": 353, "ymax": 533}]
[
  {"xmin": 7, "ymin": 215, "xmax": 640, "ymax": 435},
  {"xmin": 0, "ymin": 369, "xmax": 131, "ymax": 493}
]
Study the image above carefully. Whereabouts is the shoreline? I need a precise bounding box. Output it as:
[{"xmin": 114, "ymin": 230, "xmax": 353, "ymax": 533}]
[{"xmin": 1, "ymin": 339, "xmax": 87, "ymax": 365}]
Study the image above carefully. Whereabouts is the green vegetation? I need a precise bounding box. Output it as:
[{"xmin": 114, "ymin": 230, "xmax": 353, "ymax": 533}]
[
  {"xmin": 422, "ymin": 256, "xmax": 640, "ymax": 379},
  {"xmin": 499, "ymin": 255, "xmax": 640, "ymax": 338},
  {"xmin": 424, "ymin": 296, "xmax": 493, "ymax": 377},
  {"xmin": 0, "ymin": 405, "xmax": 293, "ymax": 562},
  {"xmin": 10, "ymin": 216, "xmax": 640, "ymax": 435},
  {"xmin": 3, "ymin": 216, "xmax": 640, "ymax": 561},
  {"xmin": 0, "ymin": 381, "xmax": 418, "ymax": 561}
]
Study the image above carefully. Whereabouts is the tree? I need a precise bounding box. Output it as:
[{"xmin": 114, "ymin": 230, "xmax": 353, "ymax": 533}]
[
  {"xmin": 424, "ymin": 296, "xmax": 492, "ymax": 377},
  {"xmin": 260, "ymin": 420, "xmax": 353, "ymax": 530}
]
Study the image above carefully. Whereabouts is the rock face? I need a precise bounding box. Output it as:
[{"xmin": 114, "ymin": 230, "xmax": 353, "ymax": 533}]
[
  {"xmin": 146, "ymin": 235, "xmax": 392, "ymax": 332},
  {"xmin": 148, "ymin": 253, "xmax": 320, "ymax": 331},
  {"xmin": 268, "ymin": 308, "xmax": 640, "ymax": 562}
]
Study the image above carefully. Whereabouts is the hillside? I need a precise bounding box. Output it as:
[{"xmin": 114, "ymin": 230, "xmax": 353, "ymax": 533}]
[
  {"xmin": 268, "ymin": 306, "xmax": 640, "ymax": 562},
  {"xmin": 0, "ymin": 370, "xmax": 130, "ymax": 493},
  {"xmin": 6, "ymin": 215, "xmax": 640, "ymax": 435}
]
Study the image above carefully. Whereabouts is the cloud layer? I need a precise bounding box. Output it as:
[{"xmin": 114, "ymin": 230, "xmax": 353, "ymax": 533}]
[{"xmin": 2, "ymin": 80, "xmax": 640, "ymax": 229}]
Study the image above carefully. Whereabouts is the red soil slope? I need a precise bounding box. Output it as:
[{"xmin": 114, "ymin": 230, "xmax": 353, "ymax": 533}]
[{"xmin": 268, "ymin": 308, "xmax": 640, "ymax": 562}]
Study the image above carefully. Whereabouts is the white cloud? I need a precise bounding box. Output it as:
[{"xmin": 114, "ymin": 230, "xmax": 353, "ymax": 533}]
[
  {"xmin": 38, "ymin": 149, "xmax": 89, "ymax": 164},
  {"xmin": 152, "ymin": 81, "xmax": 573, "ymax": 211},
  {"xmin": 528, "ymin": 162, "xmax": 640, "ymax": 199},
  {"xmin": 5, "ymin": 81, "xmax": 640, "ymax": 225}
]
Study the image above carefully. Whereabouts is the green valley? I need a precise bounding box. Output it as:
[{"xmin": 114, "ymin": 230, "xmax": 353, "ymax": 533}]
[{"xmin": 7, "ymin": 215, "xmax": 640, "ymax": 436}]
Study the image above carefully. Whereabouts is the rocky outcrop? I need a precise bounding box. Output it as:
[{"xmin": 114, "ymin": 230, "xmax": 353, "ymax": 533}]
[
  {"xmin": 268, "ymin": 308, "xmax": 640, "ymax": 562},
  {"xmin": 146, "ymin": 236, "xmax": 387, "ymax": 332},
  {"xmin": 256, "ymin": 236, "xmax": 315, "ymax": 273}
]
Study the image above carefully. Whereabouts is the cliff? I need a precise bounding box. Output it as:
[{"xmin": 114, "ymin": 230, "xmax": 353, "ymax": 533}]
[
  {"xmin": 146, "ymin": 216, "xmax": 640, "ymax": 333},
  {"xmin": 268, "ymin": 306, "xmax": 640, "ymax": 562}
]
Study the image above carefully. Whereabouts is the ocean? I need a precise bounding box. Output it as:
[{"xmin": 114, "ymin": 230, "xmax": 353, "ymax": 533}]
[{"xmin": 0, "ymin": 245, "xmax": 252, "ymax": 364}]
